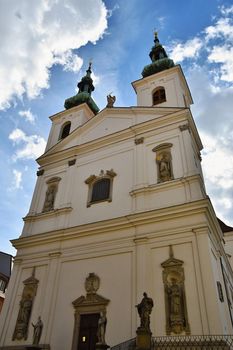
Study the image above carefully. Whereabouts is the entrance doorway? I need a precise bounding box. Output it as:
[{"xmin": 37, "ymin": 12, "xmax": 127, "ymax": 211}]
[{"xmin": 78, "ymin": 313, "xmax": 100, "ymax": 350}]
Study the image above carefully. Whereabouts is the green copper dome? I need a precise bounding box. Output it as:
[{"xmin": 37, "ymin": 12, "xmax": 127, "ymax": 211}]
[
  {"xmin": 64, "ymin": 63, "xmax": 99, "ymax": 114},
  {"xmin": 142, "ymin": 33, "xmax": 174, "ymax": 78}
]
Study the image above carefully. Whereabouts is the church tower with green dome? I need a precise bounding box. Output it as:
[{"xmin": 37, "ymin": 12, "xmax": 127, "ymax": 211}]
[
  {"xmin": 64, "ymin": 62, "xmax": 99, "ymax": 115},
  {"xmin": 142, "ymin": 32, "xmax": 175, "ymax": 78}
]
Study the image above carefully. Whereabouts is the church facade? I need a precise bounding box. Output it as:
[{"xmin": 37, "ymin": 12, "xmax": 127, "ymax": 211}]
[{"xmin": 1, "ymin": 34, "xmax": 233, "ymax": 350}]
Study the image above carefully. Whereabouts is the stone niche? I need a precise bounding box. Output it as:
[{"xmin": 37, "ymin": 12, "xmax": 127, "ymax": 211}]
[
  {"xmin": 161, "ymin": 246, "xmax": 190, "ymax": 335},
  {"xmin": 12, "ymin": 269, "xmax": 39, "ymax": 342}
]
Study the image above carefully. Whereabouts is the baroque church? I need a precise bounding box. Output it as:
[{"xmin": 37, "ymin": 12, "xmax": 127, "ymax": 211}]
[{"xmin": 1, "ymin": 33, "xmax": 233, "ymax": 350}]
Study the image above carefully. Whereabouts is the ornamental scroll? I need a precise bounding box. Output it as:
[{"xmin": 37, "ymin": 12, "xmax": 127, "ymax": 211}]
[{"xmin": 161, "ymin": 246, "xmax": 190, "ymax": 335}]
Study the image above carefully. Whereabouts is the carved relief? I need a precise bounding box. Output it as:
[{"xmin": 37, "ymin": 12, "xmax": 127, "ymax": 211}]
[
  {"xmin": 153, "ymin": 143, "xmax": 173, "ymax": 183},
  {"xmin": 13, "ymin": 268, "xmax": 39, "ymax": 341},
  {"xmin": 71, "ymin": 273, "xmax": 110, "ymax": 350},
  {"xmin": 161, "ymin": 246, "xmax": 190, "ymax": 335},
  {"xmin": 42, "ymin": 177, "xmax": 61, "ymax": 212}
]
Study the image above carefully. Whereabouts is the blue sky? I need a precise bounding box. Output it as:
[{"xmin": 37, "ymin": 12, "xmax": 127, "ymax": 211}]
[{"xmin": 1, "ymin": 0, "xmax": 233, "ymax": 255}]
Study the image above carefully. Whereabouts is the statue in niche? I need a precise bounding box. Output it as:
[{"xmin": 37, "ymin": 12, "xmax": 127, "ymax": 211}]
[
  {"xmin": 32, "ymin": 316, "xmax": 43, "ymax": 345},
  {"xmin": 106, "ymin": 94, "xmax": 116, "ymax": 108},
  {"xmin": 157, "ymin": 152, "xmax": 173, "ymax": 182},
  {"xmin": 20, "ymin": 294, "xmax": 33, "ymax": 324},
  {"xmin": 167, "ymin": 278, "xmax": 184, "ymax": 332},
  {"xmin": 13, "ymin": 294, "xmax": 33, "ymax": 340},
  {"xmin": 136, "ymin": 292, "xmax": 154, "ymax": 332},
  {"xmin": 43, "ymin": 185, "xmax": 56, "ymax": 212},
  {"xmin": 161, "ymin": 246, "xmax": 190, "ymax": 335},
  {"xmin": 97, "ymin": 311, "xmax": 107, "ymax": 345},
  {"xmin": 13, "ymin": 268, "xmax": 39, "ymax": 341}
]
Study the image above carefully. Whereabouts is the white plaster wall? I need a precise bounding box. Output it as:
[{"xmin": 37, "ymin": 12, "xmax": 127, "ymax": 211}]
[
  {"xmin": 46, "ymin": 107, "xmax": 93, "ymax": 151},
  {"xmin": 135, "ymin": 70, "xmax": 188, "ymax": 108},
  {"xmin": 23, "ymin": 117, "xmax": 205, "ymax": 236},
  {"xmin": 49, "ymin": 252, "xmax": 133, "ymax": 349},
  {"xmin": 2, "ymin": 209, "xmax": 233, "ymax": 348}
]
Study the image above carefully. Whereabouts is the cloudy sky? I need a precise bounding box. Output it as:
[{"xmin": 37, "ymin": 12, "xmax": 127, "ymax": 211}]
[{"xmin": 1, "ymin": 0, "xmax": 233, "ymax": 255}]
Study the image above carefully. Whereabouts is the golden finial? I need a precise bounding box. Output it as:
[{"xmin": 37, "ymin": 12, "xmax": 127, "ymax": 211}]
[{"xmin": 154, "ymin": 30, "xmax": 158, "ymax": 38}]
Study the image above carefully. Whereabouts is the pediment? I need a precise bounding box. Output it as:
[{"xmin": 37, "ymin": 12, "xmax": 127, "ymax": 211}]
[
  {"xmin": 161, "ymin": 257, "xmax": 184, "ymax": 268},
  {"xmin": 72, "ymin": 293, "xmax": 110, "ymax": 308},
  {"xmin": 38, "ymin": 106, "xmax": 182, "ymax": 161}
]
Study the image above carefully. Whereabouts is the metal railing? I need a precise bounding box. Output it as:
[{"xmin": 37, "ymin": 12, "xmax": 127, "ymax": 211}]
[
  {"xmin": 152, "ymin": 335, "xmax": 233, "ymax": 349},
  {"xmin": 111, "ymin": 335, "xmax": 233, "ymax": 350}
]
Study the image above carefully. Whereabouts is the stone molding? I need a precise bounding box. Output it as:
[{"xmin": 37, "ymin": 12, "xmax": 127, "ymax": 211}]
[{"xmin": 23, "ymin": 206, "xmax": 73, "ymax": 222}]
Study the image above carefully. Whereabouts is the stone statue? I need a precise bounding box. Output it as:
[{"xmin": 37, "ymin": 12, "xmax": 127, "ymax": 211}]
[
  {"xmin": 13, "ymin": 294, "xmax": 33, "ymax": 339},
  {"xmin": 97, "ymin": 311, "xmax": 107, "ymax": 344},
  {"xmin": 20, "ymin": 295, "xmax": 32, "ymax": 325},
  {"xmin": 166, "ymin": 278, "xmax": 185, "ymax": 333},
  {"xmin": 43, "ymin": 185, "xmax": 56, "ymax": 212},
  {"xmin": 169, "ymin": 279, "xmax": 182, "ymax": 315},
  {"xmin": 106, "ymin": 94, "xmax": 116, "ymax": 108},
  {"xmin": 32, "ymin": 316, "xmax": 43, "ymax": 345},
  {"xmin": 157, "ymin": 152, "xmax": 172, "ymax": 182},
  {"xmin": 136, "ymin": 293, "xmax": 154, "ymax": 332}
]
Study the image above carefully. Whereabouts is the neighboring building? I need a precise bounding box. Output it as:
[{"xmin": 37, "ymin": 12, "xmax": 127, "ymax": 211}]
[
  {"xmin": 0, "ymin": 252, "xmax": 12, "ymax": 313},
  {"xmin": 1, "ymin": 33, "xmax": 233, "ymax": 349}
]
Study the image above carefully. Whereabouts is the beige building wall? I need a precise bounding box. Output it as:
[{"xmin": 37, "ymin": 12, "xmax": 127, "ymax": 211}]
[{"xmin": 1, "ymin": 65, "xmax": 233, "ymax": 349}]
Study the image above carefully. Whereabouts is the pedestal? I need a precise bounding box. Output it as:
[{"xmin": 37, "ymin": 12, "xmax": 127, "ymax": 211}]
[
  {"xmin": 136, "ymin": 328, "xmax": 152, "ymax": 350},
  {"xmin": 95, "ymin": 343, "xmax": 110, "ymax": 350}
]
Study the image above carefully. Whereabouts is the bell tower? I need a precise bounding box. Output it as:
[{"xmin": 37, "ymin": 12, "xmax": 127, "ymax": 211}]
[{"xmin": 132, "ymin": 33, "xmax": 193, "ymax": 108}]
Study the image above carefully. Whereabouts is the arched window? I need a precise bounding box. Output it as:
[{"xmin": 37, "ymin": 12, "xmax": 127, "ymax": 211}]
[
  {"xmin": 152, "ymin": 87, "xmax": 166, "ymax": 105},
  {"xmin": 59, "ymin": 121, "xmax": 71, "ymax": 140},
  {"xmin": 85, "ymin": 169, "xmax": 117, "ymax": 207}
]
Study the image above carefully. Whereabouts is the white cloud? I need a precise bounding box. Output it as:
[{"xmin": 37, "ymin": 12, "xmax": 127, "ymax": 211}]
[
  {"xmin": 205, "ymin": 18, "xmax": 233, "ymax": 41},
  {"xmin": 0, "ymin": 0, "xmax": 108, "ymax": 109},
  {"xmin": 18, "ymin": 109, "xmax": 36, "ymax": 123},
  {"xmin": 9, "ymin": 128, "xmax": 46, "ymax": 160},
  {"xmin": 220, "ymin": 5, "xmax": 233, "ymax": 16},
  {"xmin": 169, "ymin": 38, "xmax": 203, "ymax": 63},
  {"xmin": 186, "ymin": 64, "xmax": 233, "ymax": 224},
  {"xmin": 54, "ymin": 50, "xmax": 83, "ymax": 72},
  {"xmin": 208, "ymin": 45, "xmax": 233, "ymax": 82},
  {"xmin": 12, "ymin": 169, "xmax": 23, "ymax": 189},
  {"xmin": 8, "ymin": 169, "xmax": 23, "ymax": 191}
]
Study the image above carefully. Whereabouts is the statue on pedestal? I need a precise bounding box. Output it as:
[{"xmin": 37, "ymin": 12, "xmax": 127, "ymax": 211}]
[
  {"xmin": 106, "ymin": 94, "xmax": 116, "ymax": 108},
  {"xmin": 136, "ymin": 292, "xmax": 154, "ymax": 332},
  {"xmin": 32, "ymin": 316, "xmax": 43, "ymax": 345}
]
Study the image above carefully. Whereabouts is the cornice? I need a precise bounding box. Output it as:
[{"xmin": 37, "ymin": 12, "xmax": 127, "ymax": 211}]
[
  {"xmin": 130, "ymin": 174, "xmax": 203, "ymax": 196},
  {"xmin": 49, "ymin": 102, "xmax": 94, "ymax": 121},
  {"xmin": 12, "ymin": 198, "xmax": 218, "ymax": 250},
  {"xmin": 23, "ymin": 206, "xmax": 73, "ymax": 222}
]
